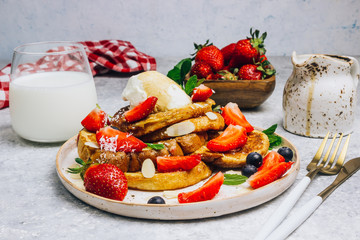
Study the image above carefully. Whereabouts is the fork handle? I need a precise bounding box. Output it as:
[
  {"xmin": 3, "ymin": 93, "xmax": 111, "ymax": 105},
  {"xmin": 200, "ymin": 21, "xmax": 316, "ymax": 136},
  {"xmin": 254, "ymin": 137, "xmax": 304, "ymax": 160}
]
[
  {"xmin": 265, "ymin": 196, "xmax": 323, "ymax": 240},
  {"xmin": 254, "ymin": 176, "xmax": 311, "ymax": 240}
]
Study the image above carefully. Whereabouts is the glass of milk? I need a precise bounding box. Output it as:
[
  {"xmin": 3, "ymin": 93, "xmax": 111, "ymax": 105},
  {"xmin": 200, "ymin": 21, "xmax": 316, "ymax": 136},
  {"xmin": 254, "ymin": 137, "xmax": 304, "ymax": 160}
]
[{"xmin": 9, "ymin": 42, "xmax": 97, "ymax": 142}]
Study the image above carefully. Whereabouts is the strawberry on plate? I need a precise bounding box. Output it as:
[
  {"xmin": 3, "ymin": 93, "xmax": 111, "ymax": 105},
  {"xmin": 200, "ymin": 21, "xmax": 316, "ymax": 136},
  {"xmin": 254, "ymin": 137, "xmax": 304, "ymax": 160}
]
[
  {"xmin": 248, "ymin": 162, "xmax": 293, "ymax": 189},
  {"xmin": 178, "ymin": 171, "xmax": 224, "ymax": 203},
  {"xmin": 191, "ymin": 84, "xmax": 214, "ymax": 102},
  {"xmin": 221, "ymin": 102, "xmax": 254, "ymax": 132},
  {"xmin": 190, "ymin": 61, "xmax": 213, "ymax": 79},
  {"xmin": 156, "ymin": 154, "xmax": 201, "ymax": 173},
  {"xmin": 258, "ymin": 151, "xmax": 285, "ymax": 172},
  {"xmin": 83, "ymin": 163, "xmax": 128, "ymax": 201},
  {"xmin": 81, "ymin": 106, "xmax": 107, "ymax": 132},
  {"xmin": 193, "ymin": 41, "xmax": 224, "ymax": 72},
  {"xmin": 124, "ymin": 96, "xmax": 158, "ymax": 123},
  {"xmin": 207, "ymin": 124, "xmax": 247, "ymax": 152},
  {"xmin": 96, "ymin": 126, "xmax": 147, "ymax": 153}
]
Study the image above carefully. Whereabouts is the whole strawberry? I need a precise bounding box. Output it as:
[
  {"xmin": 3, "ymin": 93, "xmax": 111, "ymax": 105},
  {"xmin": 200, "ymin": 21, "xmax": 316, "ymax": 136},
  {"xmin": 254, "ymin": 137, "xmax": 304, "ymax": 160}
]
[
  {"xmin": 220, "ymin": 43, "xmax": 236, "ymax": 66},
  {"xmin": 238, "ymin": 64, "xmax": 263, "ymax": 80},
  {"xmin": 193, "ymin": 40, "xmax": 224, "ymax": 72},
  {"xmin": 238, "ymin": 60, "xmax": 276, "ymax": 80},
  {"xmin": 230, "ymin": 28, "xmax": 267, "ymax": 68},
  {"xmin": 190, "ymin": 61, "xmax": 213, "ymax": 79},
  {"xmin": 84, "ymin": 163, "xmax": 128, "ymax": 201}
]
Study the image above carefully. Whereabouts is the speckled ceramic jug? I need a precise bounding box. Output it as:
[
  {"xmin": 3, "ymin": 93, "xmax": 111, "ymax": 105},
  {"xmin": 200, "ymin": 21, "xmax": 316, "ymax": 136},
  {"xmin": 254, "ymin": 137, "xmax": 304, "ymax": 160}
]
[{"xmin": 283, "ymin": 51, "xmax": 359, "ymax": 137}]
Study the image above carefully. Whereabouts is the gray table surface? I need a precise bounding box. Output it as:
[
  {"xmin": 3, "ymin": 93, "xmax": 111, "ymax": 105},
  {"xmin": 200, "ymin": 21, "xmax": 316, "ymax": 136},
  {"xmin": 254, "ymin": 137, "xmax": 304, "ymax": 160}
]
[{"xmin": 1, "ymin": 56, "xmax": 359, "ymax": 240}]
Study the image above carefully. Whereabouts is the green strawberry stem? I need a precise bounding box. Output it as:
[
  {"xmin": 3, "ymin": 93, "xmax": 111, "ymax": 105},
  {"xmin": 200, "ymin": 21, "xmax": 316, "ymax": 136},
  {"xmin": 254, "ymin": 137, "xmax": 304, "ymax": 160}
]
[
  {"xmin": 67, "ymin": 158, "xmax": 93, "ymax": 180},
  {"xmin": 248, "ymin": 28, "xmax": 267, "ymax": 56},
  {"xmin": 191, "ymin": 39, "xmax": 213, "ymax": 60}
]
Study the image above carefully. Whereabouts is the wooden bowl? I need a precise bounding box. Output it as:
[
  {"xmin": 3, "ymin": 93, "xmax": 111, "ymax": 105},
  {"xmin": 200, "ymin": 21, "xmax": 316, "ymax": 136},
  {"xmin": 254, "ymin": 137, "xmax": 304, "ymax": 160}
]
[{"xmin": 204, "ymin": 74, "xmax": 276, "ymax": 108}]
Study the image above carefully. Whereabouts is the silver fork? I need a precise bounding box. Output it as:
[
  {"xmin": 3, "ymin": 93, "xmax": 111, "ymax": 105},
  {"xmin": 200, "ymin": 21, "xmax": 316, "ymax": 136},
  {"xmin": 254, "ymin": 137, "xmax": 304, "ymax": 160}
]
[{"xmin": 254, "ymin": 132, "xmax": 351, "ymax": 240}]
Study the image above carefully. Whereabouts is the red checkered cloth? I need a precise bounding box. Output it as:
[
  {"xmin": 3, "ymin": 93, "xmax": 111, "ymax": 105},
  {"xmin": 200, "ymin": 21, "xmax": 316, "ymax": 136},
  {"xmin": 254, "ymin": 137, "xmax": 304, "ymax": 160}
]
[{"xmin": 0, "ymin": 40, "xmax": 156, "ymax": 109}]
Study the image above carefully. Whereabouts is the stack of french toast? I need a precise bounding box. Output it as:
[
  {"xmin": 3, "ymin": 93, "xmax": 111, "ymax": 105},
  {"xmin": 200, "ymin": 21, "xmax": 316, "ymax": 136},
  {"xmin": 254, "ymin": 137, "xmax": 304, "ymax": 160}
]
[{"xmin": 77, "ymin": 71, "xmax": 270, "ymax": 191}]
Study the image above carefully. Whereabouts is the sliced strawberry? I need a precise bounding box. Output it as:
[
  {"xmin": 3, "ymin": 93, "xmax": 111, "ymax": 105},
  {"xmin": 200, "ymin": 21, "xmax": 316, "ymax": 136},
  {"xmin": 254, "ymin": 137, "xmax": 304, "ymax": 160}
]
[
  {"xmin": 156, "ymin": 155, "xmax": 201, "ymax": 173},
  {"xmin": 221, "ymin": 102, "xmax": 254, "ymax": 132},
  {"xmin": 96, "ymin": 126, "xmax": 147, "ymax": 153},
  {"xmin": 124, "ymin": 96, "xmax": 158, "ymax": 123},
  {"xmin": 258, "ymin": 151, "xmax": 285, "ymax": 172},
  {"xmin": 191, "ymin": 84, "xmax": 214, "ymax": 102},
  {"xmin": 81, "ymin": 106, "xmax": 107, "ymax": 132},
  {"xmin": 84, "ymin": 163, "xmax": 128, "ymax": 201},
  {"xmin": 248, "ymin": 162, "xmax": 293, "ymax": 189},
  {"xmin": 178, "ymin": 171, "xmax": 224, "ymax": 203},
  {"xmin": 207, "ymin": 124, "xmax": 247, "ymax": 152}
]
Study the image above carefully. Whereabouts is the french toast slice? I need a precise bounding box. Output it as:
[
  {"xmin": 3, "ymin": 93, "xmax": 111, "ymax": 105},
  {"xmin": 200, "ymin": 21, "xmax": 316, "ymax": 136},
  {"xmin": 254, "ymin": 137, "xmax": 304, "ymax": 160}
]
[
  {"xmin": 110, "ymin": 98, "xmax": 215, "ymax": 137},
  {"xmin": 125, "ymin": 161, "xmax": 211, "ymax": 190},
  {"xmin": 140, "ymin": 112, "xmax": 224, "ymax": 142},
  {"xmin": 194, "ymin": 130, "xmax": 270, "ymax": 168},
  {"xmin": 77, "ymin": 129, "xmax": 212, "ymax": 190}
]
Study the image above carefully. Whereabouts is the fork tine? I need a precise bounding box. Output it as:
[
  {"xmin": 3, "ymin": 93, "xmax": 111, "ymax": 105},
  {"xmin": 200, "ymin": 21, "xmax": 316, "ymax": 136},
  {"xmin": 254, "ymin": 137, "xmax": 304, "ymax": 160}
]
[
  {"xmin": 306, "ymin": 132, "xmax": 330, "ymax": 171},
  {"xmin": 319, "ymin": 132, "xmax": 338, "ymax": 167},
  {"xmin": 320, "ymin": 134, "xmax": 351, "ymax": 174},
  {"xmin": 326, "ymin": 133, "xmax": 343, "ymax": 167}
]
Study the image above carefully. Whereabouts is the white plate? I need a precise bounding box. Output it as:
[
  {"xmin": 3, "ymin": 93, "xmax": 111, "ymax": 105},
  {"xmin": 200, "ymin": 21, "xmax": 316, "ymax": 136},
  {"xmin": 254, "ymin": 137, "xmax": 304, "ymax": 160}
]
[{"xmin": 56, "ymin": 132, "xmax": 300, "ymax": 220}]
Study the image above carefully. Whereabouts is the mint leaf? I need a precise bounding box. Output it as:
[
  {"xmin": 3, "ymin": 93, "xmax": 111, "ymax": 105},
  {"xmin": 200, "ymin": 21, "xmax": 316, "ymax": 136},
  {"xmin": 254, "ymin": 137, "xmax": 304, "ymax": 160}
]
[
  {"xmin": 167, "ymin": 68, "xmax": 182, "ymax": 85},
  {"xmin": 179, "ymin": 58, "xmax": 192, "ymax": 79},
  {"xmin": 167, "ymin": 58, "xmax": 192, "ymax": 87},
  {"xmin": 184, "ymin": 75, "xmax": 198, "ymax": 95},
  {"xmin": 262, "ymin": 124, "xmax": 282, "ymax": 150},
  {"xmin": 146, "ymin": 143, "xmax": 165, "ymax": 150},
  {"xmin": 223, "ymin": 174, "xmax": 248, "ymax": 185},
  {"xmin": 262, "ymin": 124, "xmax": 277, "ymax": 135}
]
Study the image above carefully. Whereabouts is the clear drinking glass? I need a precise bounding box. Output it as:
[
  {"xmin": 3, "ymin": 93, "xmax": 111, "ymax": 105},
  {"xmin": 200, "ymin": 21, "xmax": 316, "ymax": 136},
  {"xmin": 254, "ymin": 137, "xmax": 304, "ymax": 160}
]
[{"xmin": 9, "ymin": 42, "xmax": 97, "ymax": 142}]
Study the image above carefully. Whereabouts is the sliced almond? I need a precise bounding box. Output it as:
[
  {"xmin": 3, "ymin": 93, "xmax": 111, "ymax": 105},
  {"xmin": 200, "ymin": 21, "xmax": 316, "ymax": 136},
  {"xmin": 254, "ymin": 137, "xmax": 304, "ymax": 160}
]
[
  {"xmin": 205, "ymin": 112, "xmax": 218, "ymax": 120},
  {"xmin": 84, "ymin": 141, "xmax": 100, "ymax": 149},
  {"xmin": 141, "ymin": 158, "xmax": 156, "ymax": 178},
  {"xmin": 166, "ymin": 121, "xmax": 196, "ymax": 137},
  {"xmin": 163, "ymin": 190, "xmax": 180, "ymax": 199}
]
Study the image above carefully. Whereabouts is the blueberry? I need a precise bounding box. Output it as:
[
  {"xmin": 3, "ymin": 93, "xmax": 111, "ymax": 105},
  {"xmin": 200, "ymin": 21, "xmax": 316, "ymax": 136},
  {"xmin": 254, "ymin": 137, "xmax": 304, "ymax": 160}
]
[
  {"xmin": 278, "ymin": 147, "xmax": 294, "ymax": 162},
  {"xmin": 246, "ymin": 152, "xmax": 263, "ymax": 168},
  {"xmin": 147, "ymin": 196, "xmax": 165, "ymax": 204},
  {"xmin": 241, "ymin": 164, "xmax": 258, "ymax": 178}
]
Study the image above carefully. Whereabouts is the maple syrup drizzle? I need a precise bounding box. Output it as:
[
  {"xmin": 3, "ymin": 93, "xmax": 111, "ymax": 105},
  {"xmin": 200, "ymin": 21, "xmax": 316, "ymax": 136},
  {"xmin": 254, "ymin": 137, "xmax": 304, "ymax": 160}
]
[{"xmin": 305, "ymin": 73, "xmax": 316, "ymax": 136}]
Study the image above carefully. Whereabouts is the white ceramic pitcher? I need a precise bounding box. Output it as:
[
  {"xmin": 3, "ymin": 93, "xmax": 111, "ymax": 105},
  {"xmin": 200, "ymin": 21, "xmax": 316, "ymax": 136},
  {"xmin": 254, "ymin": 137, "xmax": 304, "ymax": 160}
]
[{"xmin": 283, "ymin": 51, "xmax": 359, "ymax": 137}]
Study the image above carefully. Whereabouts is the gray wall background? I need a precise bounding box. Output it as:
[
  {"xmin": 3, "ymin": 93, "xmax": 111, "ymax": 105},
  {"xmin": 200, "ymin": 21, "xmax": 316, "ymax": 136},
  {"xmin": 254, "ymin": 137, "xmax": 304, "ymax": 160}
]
[{"xmin": 0, "ymin": 0, "xmax": 359, "ymax": 61}]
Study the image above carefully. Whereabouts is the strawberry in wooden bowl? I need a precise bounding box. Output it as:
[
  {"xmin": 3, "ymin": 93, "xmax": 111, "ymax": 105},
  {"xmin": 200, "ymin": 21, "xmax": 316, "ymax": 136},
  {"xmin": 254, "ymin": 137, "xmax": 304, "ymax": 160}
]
[{"xmin": 187, "ymin": 28, "xmax": 276, "ymax": 108}]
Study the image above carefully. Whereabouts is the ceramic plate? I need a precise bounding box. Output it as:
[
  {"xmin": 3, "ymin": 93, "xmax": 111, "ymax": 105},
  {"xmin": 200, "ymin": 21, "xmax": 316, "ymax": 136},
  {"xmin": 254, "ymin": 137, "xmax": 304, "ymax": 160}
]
[{"xmin": 56, "ymin": 130, "xmax": 300, "ymax": 220}]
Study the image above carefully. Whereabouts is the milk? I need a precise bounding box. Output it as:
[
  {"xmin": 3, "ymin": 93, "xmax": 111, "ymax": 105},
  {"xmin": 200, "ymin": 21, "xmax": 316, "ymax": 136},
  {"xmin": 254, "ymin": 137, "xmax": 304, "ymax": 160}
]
[{"xmin": 9, "ymin": 71, "xmax": 97, "ymax": 142}]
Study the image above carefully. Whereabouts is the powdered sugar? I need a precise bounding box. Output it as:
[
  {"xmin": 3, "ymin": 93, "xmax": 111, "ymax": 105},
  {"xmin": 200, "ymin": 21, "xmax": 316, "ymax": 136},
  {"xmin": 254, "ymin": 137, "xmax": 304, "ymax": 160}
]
[{"xmin": 98, "ymin": 134, "xmax": 118, "ymax": 152}]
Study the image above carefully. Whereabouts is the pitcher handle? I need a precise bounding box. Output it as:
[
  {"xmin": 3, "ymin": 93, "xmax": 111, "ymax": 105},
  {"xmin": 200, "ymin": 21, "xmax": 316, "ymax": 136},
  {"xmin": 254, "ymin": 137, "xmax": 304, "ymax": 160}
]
[{"xmin": 349, "ymin": 56, "xmax": 359, "ymax": 88}]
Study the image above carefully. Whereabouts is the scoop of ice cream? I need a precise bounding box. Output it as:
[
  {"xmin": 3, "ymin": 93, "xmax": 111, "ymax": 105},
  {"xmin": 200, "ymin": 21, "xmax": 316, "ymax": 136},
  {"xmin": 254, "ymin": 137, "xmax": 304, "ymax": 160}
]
[{"xmin": 122, "ymin": 71, "xmax": 192, "ymax": 112}]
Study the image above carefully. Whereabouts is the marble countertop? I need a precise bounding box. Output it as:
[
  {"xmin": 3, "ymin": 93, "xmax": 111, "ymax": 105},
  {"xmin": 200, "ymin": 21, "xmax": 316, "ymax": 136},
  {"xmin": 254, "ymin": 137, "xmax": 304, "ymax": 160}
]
[{"xmin": 1, "ymin": 56, "xmax": 359, "ymax": 240}]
